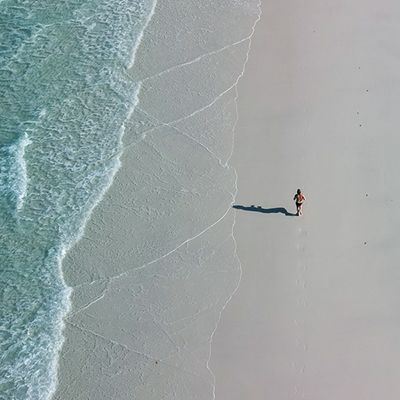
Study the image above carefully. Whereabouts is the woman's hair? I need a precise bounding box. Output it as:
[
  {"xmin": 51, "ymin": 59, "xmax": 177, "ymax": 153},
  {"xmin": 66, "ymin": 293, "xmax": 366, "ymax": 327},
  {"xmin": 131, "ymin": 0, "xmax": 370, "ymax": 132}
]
[{"xmin": 297, "ymin": 189, "xmax": 301, "ymax": 194}]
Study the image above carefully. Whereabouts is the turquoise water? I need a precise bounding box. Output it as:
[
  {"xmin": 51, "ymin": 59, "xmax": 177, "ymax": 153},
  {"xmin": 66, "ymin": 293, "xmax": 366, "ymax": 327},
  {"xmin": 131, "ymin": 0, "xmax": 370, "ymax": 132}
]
[{"xmin": 0, "ymin": 0, "xmax": 155, "ymax": 398}]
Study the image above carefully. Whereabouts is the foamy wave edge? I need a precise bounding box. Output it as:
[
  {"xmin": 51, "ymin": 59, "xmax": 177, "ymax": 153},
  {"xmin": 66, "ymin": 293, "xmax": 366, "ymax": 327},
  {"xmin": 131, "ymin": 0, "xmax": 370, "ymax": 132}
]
[
  {"xmin": 47, "ymin": 2, "xmax": 158, "ymax": 399},
  {"xmin": 12, "ymin": 132, "xmax": 32, "ymax": 212}
]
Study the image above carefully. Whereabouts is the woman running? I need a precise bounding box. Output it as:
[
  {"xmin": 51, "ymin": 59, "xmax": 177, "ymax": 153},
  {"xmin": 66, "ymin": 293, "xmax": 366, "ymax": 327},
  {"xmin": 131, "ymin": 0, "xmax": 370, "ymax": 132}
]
[{"xmin": 293, "ymin": 189, "xmax": 306, "ymax": 216}]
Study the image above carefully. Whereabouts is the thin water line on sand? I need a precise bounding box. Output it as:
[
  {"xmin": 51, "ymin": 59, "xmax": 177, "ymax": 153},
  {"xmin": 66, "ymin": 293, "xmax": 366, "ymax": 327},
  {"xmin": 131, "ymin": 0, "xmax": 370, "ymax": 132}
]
[
  {"xmin": 71, "ymin": 187, "xmax": 236, "ymax": 292},
  {"xmin": 134, "ymin": 106, "xmax": 229, "ymax": 168},
  {"xmin": 123, "ymin": 28, "xmax": 265, "ymax": 159},
  {"xmin": 65, "ymin": 320, "xmax": 209, "ymax": 383},
  {"xmin": 129, "ymin": 50, "xmax": 253, "ymax": 140},
  {"xmin": 205, "ymin": 2, "xmax": 262, "ymax": 399},
  {"xmin": 122, "ymin": 80, "xmax": 238, "ymax": 159},
  {"xmin": 141, "ymin": 35, "xmax": 253, "ymax": 83},
  {"xmin": 165, "ymin": 75, "xmax": 250, "ymax": 128}
]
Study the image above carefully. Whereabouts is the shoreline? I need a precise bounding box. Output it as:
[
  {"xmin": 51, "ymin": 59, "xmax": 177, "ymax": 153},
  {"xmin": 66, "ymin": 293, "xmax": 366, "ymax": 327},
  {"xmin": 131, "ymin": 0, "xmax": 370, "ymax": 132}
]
[
  {"xmin": 54, "ymin": 2, "xmax": 261, "ymax": 399},
  {"xmin": 0, "ymin": 1, "xmax": 160, "ymax": 399},
  {"xmin": 52, "ymin": 6, "xmax": 157, "ymax": 397}
]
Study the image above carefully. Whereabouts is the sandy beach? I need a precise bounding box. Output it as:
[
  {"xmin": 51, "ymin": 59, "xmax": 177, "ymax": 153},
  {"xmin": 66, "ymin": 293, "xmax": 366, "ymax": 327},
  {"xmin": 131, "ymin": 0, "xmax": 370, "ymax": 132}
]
[
  {"xmin": 46, "ymin": 0, "xmax": 400, "ymax": 398},
  {"xmin": 5, "ymin": 0, "xmax": 400, "ymax": 396},
  {"xmin": 211, "ymin": 0, "xmax": 400, "ymax": 398},
  {"xmin": 53, "ymin": 1, "xmax": 260, "ymax": 399}
]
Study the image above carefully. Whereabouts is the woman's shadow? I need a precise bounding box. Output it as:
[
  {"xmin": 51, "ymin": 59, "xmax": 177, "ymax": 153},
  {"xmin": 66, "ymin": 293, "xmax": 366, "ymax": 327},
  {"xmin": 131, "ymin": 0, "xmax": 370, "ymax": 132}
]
[{"xmin": 233, "ymin": 204, "xmax": 297, "ymax": 216}]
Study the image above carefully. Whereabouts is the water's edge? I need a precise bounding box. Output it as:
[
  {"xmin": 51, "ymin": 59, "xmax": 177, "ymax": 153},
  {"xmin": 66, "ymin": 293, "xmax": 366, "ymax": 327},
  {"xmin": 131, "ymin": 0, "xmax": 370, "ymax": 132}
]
[
  {"xmin": 1, "ymin": 1, "xmax": 159, "ymax": 398},
  {"xmin": 53, "ymin": 1, "xmax": 262, "ymax": 399},
  {"xmin": 52, "ymin": 2, "xmax": 158, "ymax": 397},
  {"xmin": 206, "ymin": 4, "xmax": 262, "ymax": 397}
]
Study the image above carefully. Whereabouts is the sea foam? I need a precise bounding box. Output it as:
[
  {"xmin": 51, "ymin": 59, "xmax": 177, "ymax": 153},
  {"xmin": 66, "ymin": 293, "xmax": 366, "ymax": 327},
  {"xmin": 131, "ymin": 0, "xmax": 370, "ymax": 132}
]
[
  {"xmin": 0, "ymin": 0, "xmax": 155, "ymax": 398},
  {"xmin": 11, "ymin": 133, "xmax": 31, "ymax": 212}
]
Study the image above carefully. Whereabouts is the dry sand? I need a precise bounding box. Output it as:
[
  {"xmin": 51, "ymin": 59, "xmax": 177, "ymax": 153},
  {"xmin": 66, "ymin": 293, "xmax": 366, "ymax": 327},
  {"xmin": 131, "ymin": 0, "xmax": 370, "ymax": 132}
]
[{"xmin": 210, "ymin": 0, "xmax": 400, "ymax": 398}]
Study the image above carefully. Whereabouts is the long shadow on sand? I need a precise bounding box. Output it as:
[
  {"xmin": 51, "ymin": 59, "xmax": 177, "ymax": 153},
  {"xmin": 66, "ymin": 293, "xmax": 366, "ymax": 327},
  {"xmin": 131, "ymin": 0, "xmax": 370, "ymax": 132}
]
[{"xmin": 233, "ymin": 204, "xmax": 297, "ymax": 217}]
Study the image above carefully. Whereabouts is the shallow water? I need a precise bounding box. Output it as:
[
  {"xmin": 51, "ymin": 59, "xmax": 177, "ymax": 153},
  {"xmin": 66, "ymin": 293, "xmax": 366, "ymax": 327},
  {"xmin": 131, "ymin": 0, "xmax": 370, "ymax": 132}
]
[{"xmin": 0, "ymin": 0, "xmax": 155, "ymax": 398}]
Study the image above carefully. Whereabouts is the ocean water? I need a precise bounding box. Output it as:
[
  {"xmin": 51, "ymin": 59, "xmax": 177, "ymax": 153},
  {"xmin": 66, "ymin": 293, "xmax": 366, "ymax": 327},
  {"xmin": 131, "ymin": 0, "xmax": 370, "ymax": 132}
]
[{"xmin": 0, "ymin": 0, "xmax": 155, "ymax": 399}]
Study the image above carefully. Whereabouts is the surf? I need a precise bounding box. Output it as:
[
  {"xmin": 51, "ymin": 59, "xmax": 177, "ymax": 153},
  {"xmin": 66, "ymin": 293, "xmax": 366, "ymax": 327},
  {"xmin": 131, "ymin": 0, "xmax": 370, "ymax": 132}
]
[{"xmin": 0, "ymin": 0, "xmax": 156, "ymax": 398}]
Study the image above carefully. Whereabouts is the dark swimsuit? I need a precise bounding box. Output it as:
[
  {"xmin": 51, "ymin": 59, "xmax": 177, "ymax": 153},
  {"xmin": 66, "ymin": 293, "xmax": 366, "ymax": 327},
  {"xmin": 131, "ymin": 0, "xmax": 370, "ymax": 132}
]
[{"xmin": 295, "ymin": 194, "xmax": 304, "ymax": 208}]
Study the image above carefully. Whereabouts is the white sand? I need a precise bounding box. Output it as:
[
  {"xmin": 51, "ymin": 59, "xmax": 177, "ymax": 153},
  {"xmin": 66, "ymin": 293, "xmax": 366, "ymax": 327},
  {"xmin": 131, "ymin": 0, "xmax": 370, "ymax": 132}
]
[
  {"xmin": 54, "ymin": 1, "xmax": 260, "ymax": 399},
  {"xmin": 210, "ymin": 0, "xmax": 400, "ymax": 398}
]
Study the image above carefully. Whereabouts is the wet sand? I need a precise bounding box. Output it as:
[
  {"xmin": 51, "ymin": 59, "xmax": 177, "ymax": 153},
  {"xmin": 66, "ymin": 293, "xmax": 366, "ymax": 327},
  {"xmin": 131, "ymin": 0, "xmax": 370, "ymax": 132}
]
[{"xmin": 53, "ymin": 1, "xmax": 260, "ymax": 399}]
